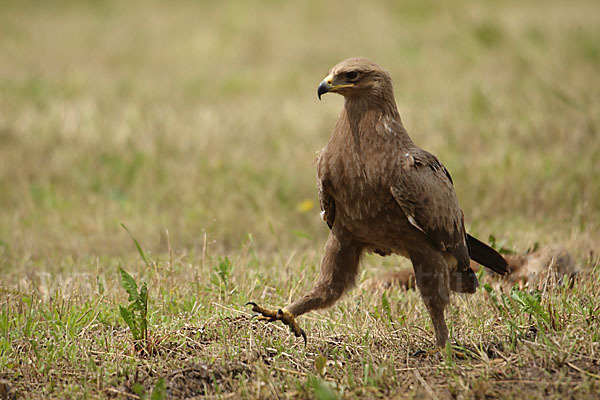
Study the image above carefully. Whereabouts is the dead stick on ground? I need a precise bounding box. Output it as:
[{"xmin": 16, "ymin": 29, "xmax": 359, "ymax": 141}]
[
  {"xmin": 105, "ymin": 387, "xmax": 140, "ymax": 399},
  {"xmin": 567, "ymin": 362, "xmax": 600, "ymax": 380}
]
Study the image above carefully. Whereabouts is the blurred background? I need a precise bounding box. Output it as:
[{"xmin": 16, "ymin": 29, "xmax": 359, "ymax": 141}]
[{"xmin": 1, "ymin": 0, "xmax": 598, "ymax": 268}]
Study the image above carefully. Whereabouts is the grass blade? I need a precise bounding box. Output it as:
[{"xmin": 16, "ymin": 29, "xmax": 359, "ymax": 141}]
[{"xmin": 121, "ymin": 223, "xmax": 150, "ymax": 268}]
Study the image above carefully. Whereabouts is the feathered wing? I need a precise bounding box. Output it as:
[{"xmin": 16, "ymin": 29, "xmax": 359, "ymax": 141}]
[
  {"xmin": 316, "ymin": 152, "xmax": 335, "ymax": 230},
  {"xmin": 317, "ymin": 177, "xmax": 335, "ymax": 229},
  {"xmin": 390, "ymin": 149, "xmax": 471, "ymax": 271}
]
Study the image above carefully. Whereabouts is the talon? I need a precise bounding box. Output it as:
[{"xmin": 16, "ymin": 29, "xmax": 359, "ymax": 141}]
[
  {"xmin": 277, "ymin": 308, "xmax": 307, "ymax": 344},
  {"xmin": 411, "ymin": 349, "xmax": 427, "ymax": 358},
  {"xmin": 411, "ymin": 346, "xmax": 443, "ymax": 358},
  {"xmin": 246, "ymin": 302, "xmax": 307, "ymax": 344},
  {"xmin": 246, "ymin": 301, "xmax": 278, "ymax": 319}
]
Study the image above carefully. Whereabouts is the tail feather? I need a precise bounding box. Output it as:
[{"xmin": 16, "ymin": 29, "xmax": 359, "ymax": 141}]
[{"xmin": 466, "ymin": 234, "xmax": 508, "ymax": 275}]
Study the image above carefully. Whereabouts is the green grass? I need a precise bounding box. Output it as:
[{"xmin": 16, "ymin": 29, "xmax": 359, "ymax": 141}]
[{"xmin": 1, "ymin": 0, "xmax": 599, "ymax": 398}]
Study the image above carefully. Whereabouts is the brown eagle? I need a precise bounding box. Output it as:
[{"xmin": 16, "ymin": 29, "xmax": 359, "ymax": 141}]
[{"xmin": 248, "ymin": 57, "xmax": 507, "ymax": 347}]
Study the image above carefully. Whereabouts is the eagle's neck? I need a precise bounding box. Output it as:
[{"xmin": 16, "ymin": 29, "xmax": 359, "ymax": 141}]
[
  {"xmin": 342, "ymin": 92, "xmax": 413, "ymax": 149},
  {"xmin": 344, "ymin": 90, "xmax": 399, "ymax": 120}
]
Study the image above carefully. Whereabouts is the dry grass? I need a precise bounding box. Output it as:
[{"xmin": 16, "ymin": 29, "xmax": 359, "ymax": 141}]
[
  {"xmin": 1, "ymin": 0, "xmax": 599, "ymax": 398},
  {"xmin": 2, "ymin": 247, "xmax": 599, "ymax": 399}
]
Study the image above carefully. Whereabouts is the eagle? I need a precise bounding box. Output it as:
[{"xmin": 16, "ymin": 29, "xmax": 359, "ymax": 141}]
[{"xmin": 248, "ymin": 57, "xmax": 507, "ymax": 347}]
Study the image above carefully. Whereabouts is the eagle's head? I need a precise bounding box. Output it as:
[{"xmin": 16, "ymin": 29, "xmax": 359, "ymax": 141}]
[{"xmin": 317, "ymin": 57, "xmax": 393, "ymax": 100}]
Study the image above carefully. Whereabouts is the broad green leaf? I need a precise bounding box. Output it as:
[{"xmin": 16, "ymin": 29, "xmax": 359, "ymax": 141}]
[
  {"xmin": 119, "ymin": 267, "xmax": 139, "ymax": 303},
  {"xmin": 119, "ymin": 305, "xmax": 140, "ymax": 340},
  {"xmin": 139, "ymin": 283, "xmax": 149, "ymax": 339},
  {"xmin": 140, "ymin": 318, "xmax": 147, "ymax": 340},
  {"xmin": 139, "ymin": 282, "xmax": 148, "ymax": 314}
]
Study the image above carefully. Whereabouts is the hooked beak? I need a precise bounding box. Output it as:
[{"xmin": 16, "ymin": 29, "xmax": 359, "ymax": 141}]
[{"xmin": 317, "ymin": 73, "xmax": 354, "ymax": 100}]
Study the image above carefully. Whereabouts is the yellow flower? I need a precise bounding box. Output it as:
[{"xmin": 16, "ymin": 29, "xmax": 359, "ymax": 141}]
[{"xmin": 296, "ymin": 199, "xmax": 314, "ymax": 213}]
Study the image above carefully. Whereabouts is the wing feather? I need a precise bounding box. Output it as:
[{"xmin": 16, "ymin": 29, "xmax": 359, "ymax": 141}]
[
  {"xmin": 317, "ymin": 152, "xmax": 335, "ymax": 230},
  {"xmin": 317, "ymin": 177, "xmax": 335, "ymax": 229},
  {"xmin": 391, "ymin": 150, "xmax": 470, "ymax": 270}
]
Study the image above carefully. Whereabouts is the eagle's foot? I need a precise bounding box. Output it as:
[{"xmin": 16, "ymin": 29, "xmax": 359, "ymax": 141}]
[
  {"xmin": 246, "ymin": 302, "xmax": 307, "ymax": 345},
  {"xmin": 411, "ymin": 348, "xmax": 437, "ymax": 358}
]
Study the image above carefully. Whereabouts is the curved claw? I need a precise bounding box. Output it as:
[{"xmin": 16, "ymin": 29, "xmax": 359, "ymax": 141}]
[
  {"xmin": 411, "ymin": 349, "xmax": 427, "ymax": 358},
  {"xmin": 246, "ymin": 301, "xmax": 278, "ymax": 319},
  {"xmin": 299, "ymin": 329, "xmax": 307, "ymax": 346},
  {"xmin": 247, "ymin": 303, "xmax": 259, "ymax": 319},
  {"xmin": 276, "ymin": 308, "xmax": 307, "ymax": 344}
]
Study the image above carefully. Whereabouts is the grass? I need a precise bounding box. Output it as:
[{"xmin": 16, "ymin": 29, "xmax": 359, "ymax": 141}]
[{"xmin": 1, "ymin": 0, "xmax": 599, "ymax": 398}]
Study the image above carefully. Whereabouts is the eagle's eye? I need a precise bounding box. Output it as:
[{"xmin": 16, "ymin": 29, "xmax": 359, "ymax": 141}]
[{"xmin": 345, "ymin": 71, "xmax": 360, "ymax": 81}]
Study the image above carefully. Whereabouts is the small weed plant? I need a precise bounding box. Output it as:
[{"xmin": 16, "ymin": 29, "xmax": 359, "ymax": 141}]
[
  {"xmin": 118, "ymin": 267, "xmax": 149, "ymax": 353},
  {"xmin": 118, "ymin": 224, "xmax": 152, "ymax": 353}
]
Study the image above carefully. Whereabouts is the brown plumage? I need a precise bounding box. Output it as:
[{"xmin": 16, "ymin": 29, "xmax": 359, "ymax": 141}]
[{"xmin": 248, "ymin": 57, "xmax": 507, "ymax": 347}]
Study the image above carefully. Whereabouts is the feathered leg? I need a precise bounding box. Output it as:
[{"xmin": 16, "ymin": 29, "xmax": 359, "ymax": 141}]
[
  {"xmin": 248, "ymin": 232, "xmax": 362, "ymax": 343},
  {"xmin": 409, "ymin": 249, "xmax": 450, "ymax": 347}
]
